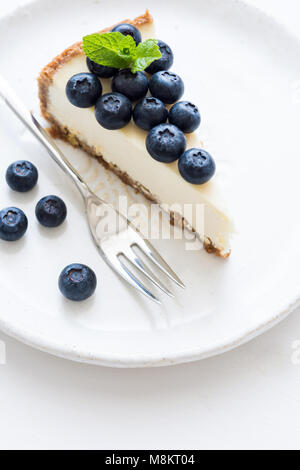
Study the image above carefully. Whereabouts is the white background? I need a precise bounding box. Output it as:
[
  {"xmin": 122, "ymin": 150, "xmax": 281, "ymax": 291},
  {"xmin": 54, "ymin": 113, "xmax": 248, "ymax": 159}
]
[{"xmin": 1, "ymin": 0, "xmax": 300, "ymax": 450}]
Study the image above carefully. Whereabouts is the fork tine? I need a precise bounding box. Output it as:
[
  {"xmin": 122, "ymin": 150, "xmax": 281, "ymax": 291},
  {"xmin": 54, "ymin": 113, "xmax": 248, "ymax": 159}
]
[
  {"xmin": 122, "ymin": 249, "xmax": 174, "ymax": 298},
  {"xmin": 103, "ymin": 250, "xmax": 161, "ymax": 304},
  {"xmin": 133, "ymin": 240, "xmax": 186, "ymax": 289}
]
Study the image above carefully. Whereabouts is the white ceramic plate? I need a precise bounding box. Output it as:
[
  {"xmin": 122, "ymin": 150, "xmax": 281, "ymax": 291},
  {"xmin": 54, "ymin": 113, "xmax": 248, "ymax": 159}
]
[{"xmin": 0, "ymin": 0, "xmax": 300, "ymax": 367}]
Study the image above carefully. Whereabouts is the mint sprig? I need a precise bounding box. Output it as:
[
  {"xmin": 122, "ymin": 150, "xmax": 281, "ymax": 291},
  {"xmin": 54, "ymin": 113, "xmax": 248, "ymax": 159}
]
[
  {"xmin": 82, "ymin": 32, "xmax": 161, "ymax": 74},
  {"xmin": 131, "ymin": 40, "xmax": 161, "ymax": 73}
]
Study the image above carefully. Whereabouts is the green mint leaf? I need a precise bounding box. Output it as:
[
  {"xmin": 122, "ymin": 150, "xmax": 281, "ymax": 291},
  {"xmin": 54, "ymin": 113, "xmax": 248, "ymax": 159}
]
[
  {"xmin": 131, "ymin": 39, "xmax": 162, "ymax": 73},
  {"xmin": 82, "ymin": 32, "xmax": 136, "ymax": 69},
  {"xmin": 82, "ymin": 33, "xmax": 162, "ymax": 73}
]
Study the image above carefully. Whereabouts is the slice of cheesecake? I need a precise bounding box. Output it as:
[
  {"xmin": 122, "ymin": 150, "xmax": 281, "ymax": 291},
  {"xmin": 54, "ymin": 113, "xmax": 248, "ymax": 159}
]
[{"xmin": 38, "ymin": 11, "xmax": 234, "ymax": 257}]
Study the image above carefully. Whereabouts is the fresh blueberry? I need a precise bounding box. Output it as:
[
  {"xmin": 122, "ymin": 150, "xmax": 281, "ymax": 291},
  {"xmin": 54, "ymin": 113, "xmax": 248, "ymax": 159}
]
[
  {"xmin": 0, "ymin": 207, "xmax": 28, "ymax": 241},
  {"xmin": 149, "ymin": 71, "xmax": 184, "ymax": 104},
  {"xmin": 146, "ymin": 124, "xmax": 186, "ymax": 163},
  {"xmin": 95, "ymin": 92, "xmax": 132, "ymax": 130},
  {"xmin": 178, "ymin": 148, "xmax": 216, "ymax": 184},
  {"xmin": 169, "ymin": 101, "xmax": 201, "ymax": 133},
  {"xmin": 133, "ymin": 97, "xmax": 168, "ymax": 131},
  {"xmin": 6, "ymin": 160, "xmax": 38, "ymax": 192},
  {"xmin": 35, "ymin": 195, "xmax": 67, "ymax": 227},
  {"xmin": 86, "ymin": 57, "xmax": 117, "ymax": 78},
  {"xmin": 59, "ymin": 263, "xmax": 97, "ymax": 301},
  {"xmin": 111, "ymin": 23, "xmax": 141, "ymax": 45},
  {"xmin": 145, "ymin": 40, "xmax": 174, "ymax": 74},
  {"xmin": 112, "ymin": 69, "xmax": 148, "ymax": 102},
  {"xmin": 66, "ymin": 73, "xmax": 102, "ymax": 108}
]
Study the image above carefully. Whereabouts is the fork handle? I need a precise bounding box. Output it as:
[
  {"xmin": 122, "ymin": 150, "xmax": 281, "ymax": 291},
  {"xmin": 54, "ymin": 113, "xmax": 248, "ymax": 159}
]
[{"xmin": 0, "ymin": 74, "xmax": 91, "ymax": 199}]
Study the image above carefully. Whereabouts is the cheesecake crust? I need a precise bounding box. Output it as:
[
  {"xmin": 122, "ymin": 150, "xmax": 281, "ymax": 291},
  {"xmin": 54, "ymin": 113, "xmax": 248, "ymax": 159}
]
[{"xmin": 38, "ymin": 10, "xmax": 230, "ymax": 259}]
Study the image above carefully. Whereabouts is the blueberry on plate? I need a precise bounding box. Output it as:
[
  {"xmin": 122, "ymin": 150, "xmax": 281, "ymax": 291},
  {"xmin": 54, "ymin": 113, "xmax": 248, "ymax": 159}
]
[
  {"xmin": 95, "ymin": 92, "xmax": 132, "ymax": 130},
  {"xmin": 59, "ymin": 263, "xmax": 97, "ymax": 301},
  {"xmin": 146, "ymin": 123, "xmax": 186, "ymax": 163},
  {"xmin": 0, "ymin": 207, "xmax": 28, "ymax": 241},
  {"xmin": 149, "ymin": 71, "xmax": 184, "ymax": 104},
  {"xmin": 6, "ymin": 160, "xmax": 38, "ymax": 192},
  {"xmin": 111, "ymin": 23, "xmax": 141, "ymax": 45},
  {"xmin": 169, "ymin": 101, "xmax": 201, "ymax": 133},
  {"xmin": 133, "ymin": 97, "xmax": 168, "ymax": 131},
  {"xmin": 145, "ymin": 40, "xmax": 174, "ymax": 74},
  {"xmin": 86, "ymin": 57, "xmax": 117, "ymax": 78},
  {"xmin": 112, "ymin": 69, "xmax": 148, "ymax": 102},
  {"xmin": 66, "ymin": 73, "xmax": 102, "ymax": 108},
  {"xmin": 35, "ymin": 195, "xmax": 67, "ymax": 227},
  {"xmin": 178, "ymin": 148, "xmax": 216, "ymax": 184}
]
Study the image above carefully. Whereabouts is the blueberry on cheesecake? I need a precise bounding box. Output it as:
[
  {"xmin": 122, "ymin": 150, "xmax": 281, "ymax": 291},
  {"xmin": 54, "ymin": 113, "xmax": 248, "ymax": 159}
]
[
  {"xmin": 169, "ymin": 101, "xmax": 201, "ymax": 133},
  {"xmin": 146, "ymin": 124, "xmax": 186, "ymax": 163},
  {"xmin": 149, "ymin": 71, "xmax": 184, "ymax": 104},
  {"xmin": 112, "ymin": 69, "xmax": 148, "ymax": 102},
  {"xmin": 111, "ymin": 23, "xmax": 142, "ymax": 45},
  {"xmin": 145, "ymin": 40, "xmax": 173, "ymax": 74},
  {"xmin": 95, "ymin": 93, "xmax": 132, "ymax": 130},
  {"xmin": 178, "ymin": 149, "xmax": 216, "ymax": 184},
  {"xmin": 86, "ymin": 57, "xmax": 118, "ymax": 78},
  {"xmin": 66, "ymin": 73, "xmax": 102, "ymax": 108},
  {"xmin": 38, "ymin": 11, "xmax": 234, "ymax": 257},
  {"xmin": 133, "ymin": 97, "xmax": 168, "ymax": 131}
]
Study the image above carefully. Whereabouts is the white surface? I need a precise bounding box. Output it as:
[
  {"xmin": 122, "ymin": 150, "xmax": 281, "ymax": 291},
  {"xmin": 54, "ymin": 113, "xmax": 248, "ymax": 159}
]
[
  {"xmin": 1, "ymin": 0, "xmax": 300, "ymax": 368},
  {"xmin": 1, "ymin": 0, "xmax": 300, "ymax": 449}
]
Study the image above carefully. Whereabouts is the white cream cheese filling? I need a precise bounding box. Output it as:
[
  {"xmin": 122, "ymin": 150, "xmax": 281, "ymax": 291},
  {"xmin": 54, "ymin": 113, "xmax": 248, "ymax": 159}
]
[{"xmin": 46, "ymin": 26, "xmax": 233, "ymax": 255}]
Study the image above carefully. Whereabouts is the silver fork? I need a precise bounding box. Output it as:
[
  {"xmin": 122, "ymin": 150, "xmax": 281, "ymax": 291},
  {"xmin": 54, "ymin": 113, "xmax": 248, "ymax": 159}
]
[{"xmin": 0, "ymin": 75, "xmax": 185, "ymax": 304}]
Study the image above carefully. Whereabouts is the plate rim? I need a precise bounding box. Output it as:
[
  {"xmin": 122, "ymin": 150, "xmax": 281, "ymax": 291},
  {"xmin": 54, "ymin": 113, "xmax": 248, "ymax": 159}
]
[{"xmin": 0, "ymin": 294, "xmax": 299, "ymax": 367}]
